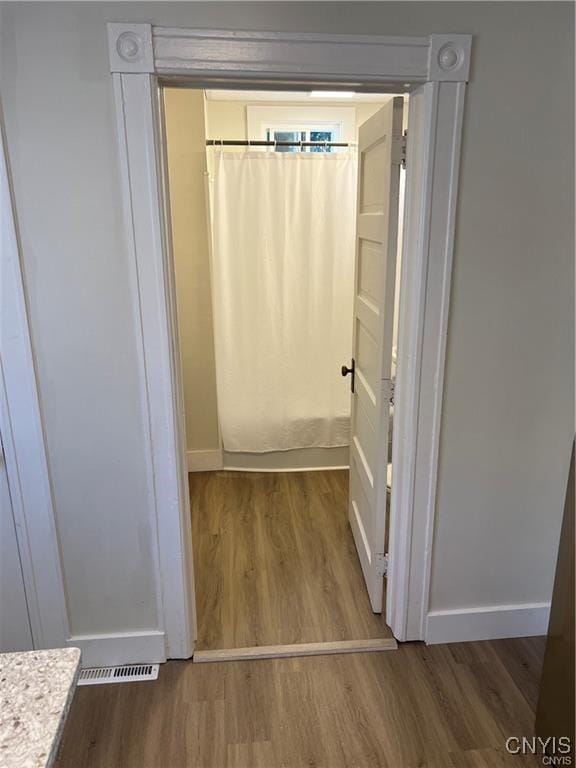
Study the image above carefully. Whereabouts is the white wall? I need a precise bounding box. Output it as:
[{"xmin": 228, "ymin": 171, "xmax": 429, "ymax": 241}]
[
  {"xmin": 1, "ymin": 454, "xmax": 33, "ymax": 651},
  {"xmin": 205, "ymin": 98, "xmax": 385, "ymax": 142},
  {"xmin": 164, "ymin": 89, "xmax": 221, "ymax": 455},
  {"xmin": 0, "ymin": 2, "xmax": 572, "ymax": 642}
]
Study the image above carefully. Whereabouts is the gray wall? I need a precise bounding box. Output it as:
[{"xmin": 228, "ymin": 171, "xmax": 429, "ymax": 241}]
[{"xmin": 0, "ymin": 2, "xmax": 572, "ymax": 637}]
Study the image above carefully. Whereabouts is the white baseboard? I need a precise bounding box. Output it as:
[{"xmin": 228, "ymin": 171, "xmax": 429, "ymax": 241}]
[
  {"xmin": 425, "ymin": 602, "xmax": 550, "ymax": 645},
  {"xmin": 66, "ymin": 630, "xmax": 166, "ymax": 668},
  {"xmin": 186, "ymin": 449, "xmax": 223, "ymax": 472},
  {"xmin": 224, "ymin": 464, "xmax": 350, "ymax": 473},
  {"xmin": 223, "ymin": 445, "xmax": 349, "ymax": 472}
]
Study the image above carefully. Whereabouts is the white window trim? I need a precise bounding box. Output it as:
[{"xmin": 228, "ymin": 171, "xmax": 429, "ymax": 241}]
[
  {"xmin": 246, "ymin": 105, "xmax": 355, "ymax": 144},
  {"xmin": 1, "ymin": 25, "xmax": 472, "ymax": 665}
]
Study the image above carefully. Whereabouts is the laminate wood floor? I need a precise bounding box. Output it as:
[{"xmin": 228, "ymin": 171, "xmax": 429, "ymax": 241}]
[
  {"xmin": 190, "ymin": 470, "xmax": 392, "ymax": 650},
  {"xmin": 56, "ymin": 636, "xmax": 545, "ymax": 768}
]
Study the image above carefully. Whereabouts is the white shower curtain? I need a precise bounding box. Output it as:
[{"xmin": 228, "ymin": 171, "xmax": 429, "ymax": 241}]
[{"xmin": 211, "ymin": 150, "xmax": 357, "ymax": 453}]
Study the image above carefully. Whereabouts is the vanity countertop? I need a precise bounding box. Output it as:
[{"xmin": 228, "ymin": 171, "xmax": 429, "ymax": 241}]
[{"xmin": 0, "ymin": 647, "xmax": 81, "ymax": 768}]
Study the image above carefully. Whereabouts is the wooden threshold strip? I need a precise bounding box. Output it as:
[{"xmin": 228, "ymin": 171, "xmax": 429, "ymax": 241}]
[{"xmin": 193, "ymin": 637, "xmax": 397, "ymax": 663}]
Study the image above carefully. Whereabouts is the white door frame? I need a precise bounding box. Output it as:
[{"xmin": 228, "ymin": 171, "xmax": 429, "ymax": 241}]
[
  {"xmin": 106, "ymin": 24, "xmax": 470, "ymax": 652},
  {"xmin": 0, "ymin": 25, "xmax": 470, "ymax": 667}
]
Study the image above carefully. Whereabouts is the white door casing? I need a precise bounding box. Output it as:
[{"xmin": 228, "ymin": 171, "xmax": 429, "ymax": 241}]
[
  {"xmin": 348, "ymin": 98, "xmax": 403, "ymax": 612},
  {"xmin": 104, "ymin": 26, "xmax": 469, "ymax": 654}
]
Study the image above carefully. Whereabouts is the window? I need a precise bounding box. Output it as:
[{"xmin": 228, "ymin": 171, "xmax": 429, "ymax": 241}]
[
  {"xmin": 265, "ymin": 127, "xmax": 337, "ymax": 152},
  {"xmin": 247, "ymin": 106, "xmax": 355, "ymax": 153}
]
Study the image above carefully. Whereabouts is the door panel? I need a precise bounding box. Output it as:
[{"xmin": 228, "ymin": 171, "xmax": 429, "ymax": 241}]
[
  {"xmin": 348, "ymin": 98, "xmax": 403, "ymax": 612},
  {"xmin": 357, "ymin": 240, "xmax": 382, "ymax": 305},
  {"xmin": 355, "ymin": 325, "xmax": 378, "ymax": 397},
  {"xmin": 0, "ymin": 440, "xmax": 33, "ymax": 651},
  {"xmin": 354, "ymin": 397, "xmax": 377, "ymax": 474},
  {"xmin": 360, "ymin": 142, "xmax": 388, "ymax": 211}
]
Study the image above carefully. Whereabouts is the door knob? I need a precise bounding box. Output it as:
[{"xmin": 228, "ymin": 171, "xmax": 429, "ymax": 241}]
[{"xmin": 341, "ymin": 358, "xmax": 355, "ymax": 393}]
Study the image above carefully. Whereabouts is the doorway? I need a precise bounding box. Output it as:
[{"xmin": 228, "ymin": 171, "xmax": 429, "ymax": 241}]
[
  {"xmin": 106, "ymin": 22, "xmax": 469, "ymax": 662},
  {"xmin": 163, "ymin": 87, "xmax": 407, "ymax": 654}
]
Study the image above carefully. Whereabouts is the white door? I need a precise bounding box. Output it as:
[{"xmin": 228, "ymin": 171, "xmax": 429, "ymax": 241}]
[
  {"xmin": 345, "ymin": 97, "xmax": 404, "ymax": 613},
  {"xmin": 0, "ymin": 433, "xmax": 33, "ymax": 651}
]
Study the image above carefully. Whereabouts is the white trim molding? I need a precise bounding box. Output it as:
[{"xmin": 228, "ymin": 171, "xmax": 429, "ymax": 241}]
[
  {"xmin": 67, "ymin": 630, "xmax": 166, "ymax": 668},
  {"xmin": 425, "ymin": 603, "xmax": 551, "ymax": 645},
  {"xmin": 386, "ymin": 82, "xmax": 466, "ymax": 642},
  {"xmin": 428, "ymin": 34, "xmax": 471, "ymax": 82},
  {"xmin": 107, "ymin": 25, "xmax": 472, "ymax": 85},
  {"xmin": 101, "ymin": 24, "xmax": 473, "ymax": 659},
  {"xmin": 223, "ymin": 446, "xmax": 349, "ymax": 473},
  {"xmin": 112, "ymin": 72, "xmax": 195, "ymax": 660},
  {"xmin": 187, "ymin": 449, "xmax": 223, "ymax": 472},
  {"xmin": 150, "ymin": 28, "xmax": 471, "ymax": 85},
  {"xmin": 108, "ymin": 23, "xmax": 154, "ymax": 74}
]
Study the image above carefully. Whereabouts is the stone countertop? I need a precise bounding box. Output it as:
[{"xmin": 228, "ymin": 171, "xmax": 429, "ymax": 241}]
[{"xmin": 0, "ymin": 648, "xmax": 81, "ymax": 768}]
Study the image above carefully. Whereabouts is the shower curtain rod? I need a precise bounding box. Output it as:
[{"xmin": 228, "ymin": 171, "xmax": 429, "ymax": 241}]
[{"xmin": 206, "ymin": 139, "xmax": 356, "ymax": 148}]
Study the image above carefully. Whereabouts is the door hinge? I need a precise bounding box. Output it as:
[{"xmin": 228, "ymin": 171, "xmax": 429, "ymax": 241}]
[
  {"xmin": 392, "ymin": 132, "xmax": 407, "ymax": 168},
  {"xmin": 375, "ymin": 552, "xmax": 389, "ymax": 578},
  {"xmin": 401, "ymin": 131, "xmax": 407, "ymax": 169}
]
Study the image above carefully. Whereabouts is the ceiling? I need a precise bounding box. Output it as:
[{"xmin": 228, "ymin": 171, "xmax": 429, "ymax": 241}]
[{"xmin": 204, "ymin": 90, "xmax": 395, "ymax": 104}]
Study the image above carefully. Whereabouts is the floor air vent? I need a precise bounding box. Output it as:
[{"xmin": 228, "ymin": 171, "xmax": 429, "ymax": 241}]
[{"xmin": 77, "ymin": 663, "xmax": 159, "ymax": 686}]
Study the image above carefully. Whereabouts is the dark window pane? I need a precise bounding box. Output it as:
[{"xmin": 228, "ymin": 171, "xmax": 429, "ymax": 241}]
[
  {"xmin": 273, "ymin": 131, "xmax": 300, "ymax": 152},
  {"xmin": 310, "ymin": 131, "xmax": 333, "ymax": 152}
]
